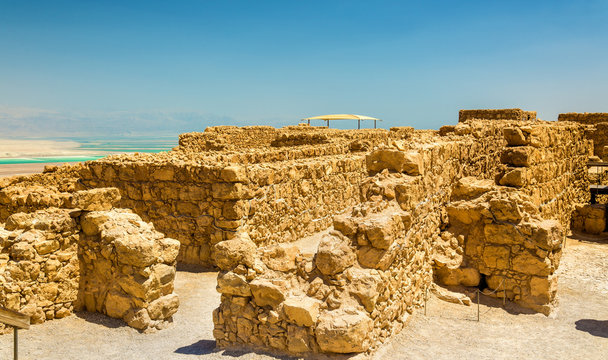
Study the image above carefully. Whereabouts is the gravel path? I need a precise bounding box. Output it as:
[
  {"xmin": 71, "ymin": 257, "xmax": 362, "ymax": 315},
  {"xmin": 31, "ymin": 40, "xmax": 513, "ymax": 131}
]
[{"xmin": 1, "ymin": 236, "xmax": 607, "ymax": 359}]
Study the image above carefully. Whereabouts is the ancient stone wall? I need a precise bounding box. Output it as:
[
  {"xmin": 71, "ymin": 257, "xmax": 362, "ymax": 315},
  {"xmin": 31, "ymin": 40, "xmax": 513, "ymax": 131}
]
[
  {"xmin": 558, "ymin": 112, "xmax": 608, "ymax": 124},
  {"xmin": 459, "ymin": 109, "xmax": 537, "ymax": 123},
  {"xmin": 497, "ymin": 122, "xmax": 591, "ymax": 229},
  {"xmin": 211, "ymin": 119, "xmax": 590, "ymax": 355},
  {"xmin": 0, "ymin": 208, "xmax": 80, "ymax": 328},
  {"xmin": 211, "ymin": 120, "xmax": 513, "ymax": 354},
  {"xmin": 443, "ymin": 181, "xmax": 563, "ymax": 314},
  {"xmin": 76, "ymin": 126, "xmax": 407, "ymax": 266},
  {"xmin": 0, "ymin": 187, "xmax": 180, "ymax": 332},
  {"xmin": 558, "ymin": 113, "xmax": 608, "ymax": 159}
]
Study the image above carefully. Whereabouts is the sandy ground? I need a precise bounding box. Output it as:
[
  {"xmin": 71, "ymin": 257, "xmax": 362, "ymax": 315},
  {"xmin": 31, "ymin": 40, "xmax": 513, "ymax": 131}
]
[
  {"xmin": 0, "ymin": 163, "xmax": 67, "ymax": 178},
  {"xmin": 1, "ymin": 237, "xmax": 607, "ymax": 360}
]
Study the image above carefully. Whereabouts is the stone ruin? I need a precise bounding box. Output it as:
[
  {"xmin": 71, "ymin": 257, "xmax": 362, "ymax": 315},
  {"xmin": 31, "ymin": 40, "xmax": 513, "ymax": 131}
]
[{"xmin": 0, "ymin": 108, "xmax": 602, "ymax": 355}]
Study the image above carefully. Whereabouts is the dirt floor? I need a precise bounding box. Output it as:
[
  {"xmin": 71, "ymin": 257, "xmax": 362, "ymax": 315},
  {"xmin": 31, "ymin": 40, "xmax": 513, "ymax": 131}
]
[
  {"xmin": 0, "ymin": 163, "xmax": 65, "ymax": 178},
  {"xmin": 1, "ymin": 236, "xmax": 607, "ymax": 360}
]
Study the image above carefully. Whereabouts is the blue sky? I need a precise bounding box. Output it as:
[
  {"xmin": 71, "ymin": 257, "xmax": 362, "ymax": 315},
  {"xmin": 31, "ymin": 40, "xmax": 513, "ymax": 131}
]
[{"xmin": 1, "ymin": 0, "xmax": 607, "ymax": 136}]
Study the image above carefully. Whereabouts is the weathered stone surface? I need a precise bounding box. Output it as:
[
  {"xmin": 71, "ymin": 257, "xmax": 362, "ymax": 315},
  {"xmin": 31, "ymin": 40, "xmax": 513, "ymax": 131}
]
[
  {"xmin": 261, "ymin": 244, "xmax": 299, "ymax": 272},
  {"xmin": 212, "ymin": 233, "xmax": 257, "ymax": 271},
  {"xmin": 249, "ymin": 279, "xmax": 286, "ymax": 307},
  {"xmin": 72, "ymin": 188, "xmax": 121, "ymax": 211},
  {"xmin": 366, "ymin": 149, "xmax": 423, "ymax": 175},
  {"xmin": 282, "ymin": 296, "xmax": 321, "ymax": 327},
  {"xmin": 216, "ymin": 271, "xmax": 251, "ymax": 297},
  {"xmin": 315, "ymin": 308, "xmax": 373, "ymax": 353},
  {"xmin": 147, "ymin": 293, "xmax": 179, "ymax": 320},
  {"xmin": 315, "ymin": 235, "xmax": 356, "ymax": 276}
]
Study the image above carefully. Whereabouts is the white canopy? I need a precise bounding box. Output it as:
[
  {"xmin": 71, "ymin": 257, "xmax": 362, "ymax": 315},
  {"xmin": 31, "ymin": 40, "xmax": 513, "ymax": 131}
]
[
  {"xmin": 301, "ymin": 114, "xmax": 381, "ymax": 129},
  {"xmin": 302, "ymin": 114, "xmax": 381, "ymax": 121}
]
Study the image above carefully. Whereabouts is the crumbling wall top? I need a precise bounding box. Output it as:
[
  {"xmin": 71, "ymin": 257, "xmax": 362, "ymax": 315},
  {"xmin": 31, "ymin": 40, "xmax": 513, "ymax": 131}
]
[
  {"xmin": 459, "ymin": 109, "xmax": 537, "ymax": 123},
  {"xmin": 558, "ymin": 112, "xmax": 608, "ymax": 125}
]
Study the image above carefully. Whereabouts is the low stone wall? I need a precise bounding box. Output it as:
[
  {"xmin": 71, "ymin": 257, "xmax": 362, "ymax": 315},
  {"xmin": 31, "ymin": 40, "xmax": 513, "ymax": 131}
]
[
  {"xmin": 558, "ymin": 113, "xmax": 608, "ymax": 159},
  {"xmin": 459, "ymin": 109, "xmax": 537, "ymax": 123},
  {"xmin": 571, "ymin": 204, "xmax": 606, "ymax": 234},
  {"xmin": 497, "ymin": 123, "xmax": 591, "ymax": 229},
  {"xmin": 0, "ymin": 208, "xmax": 80, "ymax": 328},
  {"xmin": 77, "ymin": 209, "xmax": 180, "ymax": 331},
  {"xmin": 558, "ymin": 112, "xmax": 608, "ymax": 124},
  {"xmin": 443, "ymin": 180, "xmax": 562, "ymax": 314},
  {"xmin": 0, "ymin": 188, "xmax": 180, "ymax": 333}
]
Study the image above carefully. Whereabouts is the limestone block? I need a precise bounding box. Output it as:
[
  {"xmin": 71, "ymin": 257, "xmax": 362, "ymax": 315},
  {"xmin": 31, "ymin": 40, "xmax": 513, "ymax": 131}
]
[
  {"xmin": 315, "ymin": 308, "xmax": 373, "ymax": 353},
  {"xmin": 357, "ymin": 245, "xmax": 397, "ymax": 271},
  {"xmin": 220, "ymin": 166, "xmax": 247, "ymax": 183},
  {"xmin": 125, "ymin": 308, "xmax": 152, "ymax": 330},
  {"xmin": 212, "ymin": 233, "xmax": 257, "ymax": 271},
  {"xmin": 503, "ymin": 127, "xmax": 528, "ymax": 146},
  {"xmin": 488, "ymin": 198, "xmax": 523, "ymax": 223},
  {"xmin": 315, "ymin": 234, "xmax": 356, "ymax": 276},
  {"xmin": 529, "ymin": 275, "xmax": 557, "ymax": 301},
  {"xmin": 152, "ymin": 166, "xmax": 174, "ymax": 181},
  {"xmin": 81, "ymin": 212, "xmax": 111, "ymax": 236},
  {"xmin": 482, "ymin": 245, "xmax": 510, "ymax": 270},
  {"xmin": 512, "ymin": 251, "xmax": 552, "ymax": 276},
  {"xmin": 249, "ymin": 279, "xmax": 286, "ymax": 307},
  {"xmin": 287, "ymin": 325, "xmax": 311, "ymax": 353},
  {"xmin": 333, "ymin": 213, "xmax": 357, "ymax": 237},
  {"xmin": 483, "ymin": 224, "xmax": 524, "ymax": 245},
  {"xmin": 450, "ymin": 177, "xmax": 494, "ymax": 201},
  {"xmin": 105, "ymin": 291, "xmax": 132, "ymax": 318},
  {"xmin": 72, "ymin": 188, "xmax": 121, "ymax": 211},
  {"xmin": 114, "ymin": 234, "xmax": 158, "ymax": 268},
  {"xmin": 282, "ymin": 295, "xmax": 321, "ymax": 327},
  {"xmin": 500, "ymin": 147, "xmax": 532, "ymax": 167},
  {"xmin": 345, "ymin": 267, "xmax": 383, "ymax": 312},
  {"xmin": 446, "ymin": 203, "xmax": 483, "ymax": 225},
  {"xmin": 499, "ymin": 168, "xmax": 527, "ymax": 187},
  {"xmin": 216, "ymin": 271, "xmax": 251, "ymax": 297},
  {"xmin": 212, "ymin": 182, "xmax": 246, "ymax": 200},
  {"xmin": 435, "ymin": 267, "xmax": 480, "ymax": 287},
  {"xmin": 147, "ymin": 293, "xmax": 179, "ymax": 320},
  {"xmin": 261, "ymin": 244, "xmax": 299, "ymax": 272},
  {"xmin": 366, "ymin": 149, "xmax": 423, "ymax": 175},
  {"xmin": 528, "ymin": 220, "xmax": 562, "ymax": 250}
]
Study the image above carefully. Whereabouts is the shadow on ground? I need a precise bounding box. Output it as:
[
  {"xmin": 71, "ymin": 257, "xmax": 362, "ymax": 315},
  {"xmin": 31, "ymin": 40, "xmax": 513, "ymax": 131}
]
[
  {"xmin": 175, "ymin": 339, "xmax": 218, "ymax": 355},
  {"xmin": 74, "ymin": 311, "xmax": 126, "ymax": 329},
  {"xmin": 175, "ymin": 340, "xmax": 356, "ymax": 360},
  {"xmin": 575, "ymin": 319, "xmax": 608, "ymax": 338}
]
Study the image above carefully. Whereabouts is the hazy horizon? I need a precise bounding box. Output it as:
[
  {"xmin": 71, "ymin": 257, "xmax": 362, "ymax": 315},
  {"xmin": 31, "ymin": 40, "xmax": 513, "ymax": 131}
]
[{"xmin": 1, "ymin": 0, "xmax": 607, "ymax": 137}]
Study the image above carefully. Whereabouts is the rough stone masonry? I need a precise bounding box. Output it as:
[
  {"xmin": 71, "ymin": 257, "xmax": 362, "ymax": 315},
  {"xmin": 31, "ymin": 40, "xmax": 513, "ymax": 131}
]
[{"xmin": 0, "ymin": 108, "xmax": 596, "ymax": 355}]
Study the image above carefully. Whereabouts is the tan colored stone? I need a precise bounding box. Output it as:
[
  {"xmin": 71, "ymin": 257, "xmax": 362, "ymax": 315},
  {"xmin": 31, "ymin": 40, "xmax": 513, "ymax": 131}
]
[
  {"xmin": 315, "ymin": 308, "xmax": 373, "ymax": 353},
  {"xmin": 366, "ymin": 149, "xmax": 423, "ymax": 175},
  {"xmin": 147, "ymin": 293, "xmax": 179, "ymax": 320},
  {"xmin": 261, "ymin": 244, "xmax": 299, "ymax": 272},
  {"xmin": 282, "ymin": 296, "xmax": 321, "ymax": 327},
  {"xmin": 216, "ymin": 271, "xmax": 251, "ymax": 297},
  {"xmin": 315, "ymin": 234, "xmax": 356, "ymax": 276},
  {"xmin": 212, "ymin": 233, "xmax": 257, "ymax": 271},
  {"xmin": 512, "ymin": 251, "xmax": 552, "ymax": 276},
  {"xmin": 72, "ymin": 188, "xmax": 121, "ymax": 211},
  {"xmin": 105, "ymin": 291, "xmax": 132, "ymax": 318},
  {"xmin": 249, "ymin": 279, "xmax": 286, "ymax": 307}
]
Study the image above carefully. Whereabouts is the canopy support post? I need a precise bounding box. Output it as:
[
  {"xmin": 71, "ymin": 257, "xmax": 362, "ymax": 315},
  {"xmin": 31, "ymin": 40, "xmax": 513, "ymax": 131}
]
[
  {"xmin": 358, "ymin": 119, "xmax": 360, "ymax": 129},
  {"xmin": 307, "ymin": 119, "xmax": 310, "ymax": 125},
  {"xmin": 374, "ymin": 120, "xmax": 377, "ymax": 129},
  {"xmin": 326, "ymin": 119, "xmax": 329, "ymax": 128}
]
